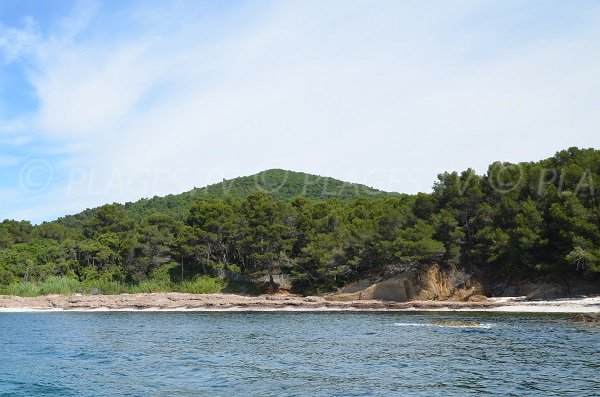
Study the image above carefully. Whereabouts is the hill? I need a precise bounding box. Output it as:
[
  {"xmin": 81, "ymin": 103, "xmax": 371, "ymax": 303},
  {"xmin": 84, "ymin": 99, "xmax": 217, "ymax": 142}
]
[
  {"xmin": 1, "ymin": 148, "xmax": 598, "ymax": 298},
  {"xmin": 56, "ymin": 169, "xmax": 392, "ymax": 226}
]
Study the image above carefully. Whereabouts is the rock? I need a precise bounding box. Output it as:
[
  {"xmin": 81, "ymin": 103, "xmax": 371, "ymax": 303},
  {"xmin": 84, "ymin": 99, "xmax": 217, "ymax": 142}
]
[
  {"xmin": 328, "ymin": 264, "xmax": 485, "ymax": 303},
  {"xmin": 570, "ymin": 313, "xmax": 600, "ymax": 326},
  {"xmin": 526, "ymin": 283, "xmax": 568, "ymax": 300},
  {"xmin": 489, "ymin": 279, "xmax": 600, "ymax": 299},
  {"xmin": 265, "ymin": 296, "xmax": 285, "ymax": 301},
  {"xmin": 68, "ymin": 297, "xmax": 85, "ymax": 303},
  {"xmin": 468, "ymin": 294, "xmax": 488, "ymax": 302}
]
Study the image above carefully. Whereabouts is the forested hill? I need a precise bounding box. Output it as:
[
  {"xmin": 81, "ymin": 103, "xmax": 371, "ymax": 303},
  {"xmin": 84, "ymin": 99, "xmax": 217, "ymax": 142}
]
[
  {"xmin": 56, "ymin": 169, "xmax": 392, "ymax": 227},
  {"xmin": 0, "ymin": 147, "xmax": 599, "ymax": 296}
]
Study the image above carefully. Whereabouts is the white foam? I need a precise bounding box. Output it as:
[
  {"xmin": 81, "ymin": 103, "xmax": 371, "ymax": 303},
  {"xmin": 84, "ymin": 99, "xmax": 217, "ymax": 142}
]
[{"xmin": 394, "ymin": 322, "xmax": 494, "ymax": 329}]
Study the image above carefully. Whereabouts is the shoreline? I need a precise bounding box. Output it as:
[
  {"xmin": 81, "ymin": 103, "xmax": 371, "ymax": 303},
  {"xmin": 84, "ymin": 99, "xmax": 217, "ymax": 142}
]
[{"xmin": 0, "ymin": 293, "xmax": 598, "ymax": 313}]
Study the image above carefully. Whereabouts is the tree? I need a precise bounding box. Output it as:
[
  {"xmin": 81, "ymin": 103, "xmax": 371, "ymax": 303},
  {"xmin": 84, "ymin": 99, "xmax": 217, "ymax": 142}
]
[
  {"xmin": 239, "ymin": 192, "xmax": 294, "ymax": 289},
  {"xmin": 187, "ymin": 198, "xmax": 240, "ymax": 268},
  {"xmin": 82, "ymin": 204, "xmax": 134, "ymax": 238},
  {"xmin": 127, "ymin": 214, "xmax": 180, "ymax": 281}
]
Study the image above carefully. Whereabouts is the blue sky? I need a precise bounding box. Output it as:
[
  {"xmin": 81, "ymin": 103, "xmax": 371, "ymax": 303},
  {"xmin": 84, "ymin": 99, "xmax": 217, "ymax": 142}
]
[{"xmin": 1, "ymin": 0, "xmax": 599, "ymax": 223}]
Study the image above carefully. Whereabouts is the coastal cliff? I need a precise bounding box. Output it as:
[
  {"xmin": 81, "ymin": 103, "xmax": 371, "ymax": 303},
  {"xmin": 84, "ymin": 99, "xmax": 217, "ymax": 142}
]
[
  {"xmin": 327, "ymin": 264, "xmax": 485, "ymax": 302},
  {"xmin": 326, "ymin": 263, "xmax": 599, "ymax": 303}
]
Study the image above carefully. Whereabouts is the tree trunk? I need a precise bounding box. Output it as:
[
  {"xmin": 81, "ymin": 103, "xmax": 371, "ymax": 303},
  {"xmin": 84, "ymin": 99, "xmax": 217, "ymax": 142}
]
[{"xmin": 181, "ymin": 256, "xmax": 184, "ymax": 282}]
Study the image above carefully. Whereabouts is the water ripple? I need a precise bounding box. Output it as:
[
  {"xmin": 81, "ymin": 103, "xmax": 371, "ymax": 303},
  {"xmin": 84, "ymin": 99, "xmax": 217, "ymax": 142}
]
[{"xmin": 0, "ymin": 312, "xmax": 598, "ymax": 396}]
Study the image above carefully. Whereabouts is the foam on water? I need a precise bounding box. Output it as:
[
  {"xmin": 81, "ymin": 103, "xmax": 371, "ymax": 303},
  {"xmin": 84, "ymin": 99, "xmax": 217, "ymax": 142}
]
[{"xmin": 394, "ymin": 322, "xmax": 494, "ymax": 329}]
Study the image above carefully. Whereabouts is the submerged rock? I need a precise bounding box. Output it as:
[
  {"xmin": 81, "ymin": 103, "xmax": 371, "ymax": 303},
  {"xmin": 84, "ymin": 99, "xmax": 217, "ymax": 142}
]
[{"xmin": 570, "ymin": 313, "xmax": 600, "ymax": 326}]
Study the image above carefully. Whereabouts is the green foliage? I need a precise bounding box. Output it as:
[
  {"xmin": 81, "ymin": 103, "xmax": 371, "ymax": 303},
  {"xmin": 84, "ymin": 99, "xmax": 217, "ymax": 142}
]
[
  {"xmin": 80, "ymin": 279, "xmax": 128, "ymax": 295},
  {"xmin": 128, "ymin": 280, "xmax": 172, "ymax": 294},
  {"xmin": 179, "ymin": 276, "xmax": 224, "ymax": 294},
  {"xmin": 199, "ymin": 169, "xmax": 389, "ymax": 202},
  {"xmin": 0, "ymin": 276, "xmax": 224, "ymax": 297},
  {"xmin": 55, "ymin": 169, "xmax": 391, "ymax": 225},
  {"xmin": 0, "ymin": 220, "xmax": 33, "ymax": 248},
  {"xmin": 1, "ymin": 149, "xmax": 599, "ymax": 297},
  {"xmin": 82, "ymin": 204, "xmax": 134, "ymax": 238},
  {"xmin": 2, "ymin": 281, "xmax": 39, "ymax": 297},
  {"xmin": 38, "ymin": 276, "xmax": 81, "ymax": 295}
]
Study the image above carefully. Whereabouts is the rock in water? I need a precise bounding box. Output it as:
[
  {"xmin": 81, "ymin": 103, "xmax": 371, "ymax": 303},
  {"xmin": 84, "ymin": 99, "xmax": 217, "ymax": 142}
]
[{"xmin": 570, "ymin": 313, "xmax": 600, "ymax": 326}]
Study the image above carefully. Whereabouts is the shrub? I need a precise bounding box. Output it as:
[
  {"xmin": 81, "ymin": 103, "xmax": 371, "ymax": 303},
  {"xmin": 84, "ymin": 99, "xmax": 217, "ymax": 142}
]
[
  {"xmin": 81, "ymin": 280, "xmax": 128, "ymax": 295},
  {"xmin": 2, "ymin": 282, "xmax": 39, "ymax": 297},
  {"xmin": 39, "ymin": 276, "xmax": 80, "ymax": 295},
  {"xmin": 129, "ymin": 280, "xmax": 172, "ymax": 294},
  {"xmin": 179, "ymin": 276, "xmax": 223, "ymax": 294}
]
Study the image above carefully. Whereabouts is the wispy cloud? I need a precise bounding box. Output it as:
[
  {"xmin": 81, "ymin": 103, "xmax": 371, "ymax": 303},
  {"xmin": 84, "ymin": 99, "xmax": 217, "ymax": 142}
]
[
  {"xmin": 1, "ymin": 0, "xmax": 599, "ymax": 222},
  {"xmin": 0, "ymin": 16, "xmax": 40, "ymax": 62},
  {"xmin": 0, "ymin": 120, "xmax": 25, "ymax": 134}
]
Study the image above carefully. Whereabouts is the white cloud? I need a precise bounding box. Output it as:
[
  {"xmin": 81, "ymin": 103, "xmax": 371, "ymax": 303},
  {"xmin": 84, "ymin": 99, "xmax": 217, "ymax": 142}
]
[
  {"xmin": 0, "ymin": 121, "xmax": 31, "ymax": 146},
  {"xmin": 0, "ymin": 120, "xmax": 25, "ymax": 134},
  {"xmin": 2, "ymin": 0, "xmax": 600, "ymax": 221},
  {"xmin": 0, "ymin": 16, "xmax": 40, "ymax": 62},
  {"xmin": 2, "ymin": 135, "xmax": 31, "ymax": 145}
]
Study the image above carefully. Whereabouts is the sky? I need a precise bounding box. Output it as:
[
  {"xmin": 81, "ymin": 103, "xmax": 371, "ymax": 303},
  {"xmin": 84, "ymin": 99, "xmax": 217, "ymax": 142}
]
[{"xmin": 0, "ymin": 0, "xmax": 599, "ymax": 223}]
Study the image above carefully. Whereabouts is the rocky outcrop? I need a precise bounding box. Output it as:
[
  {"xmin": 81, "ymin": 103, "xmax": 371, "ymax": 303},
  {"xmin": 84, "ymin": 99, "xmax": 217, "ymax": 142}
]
[
  {"xmin": 326, "ymin": 261, "xmax": 600, "ymax": 303},
  {"xmin": 0, "ymin": 293, "xmax": 597, "ymax": 312},
  {"xmin": 488, "ymin": 278, "xmax": 600, "ymax": 300},
  {"xmin": 570, "ymin": 313, "xmax": 600, "ymax": 325},
  {"xmin": 0, "ymin": 292, "xmax": 503, "ymax": 311},
  {"xmin": 216, "ymin": 269, "xmax": 293, "ymax": 290},
  {"xmin": 327, "ymin": 263, "xmax": 485, "ymax": 302}
]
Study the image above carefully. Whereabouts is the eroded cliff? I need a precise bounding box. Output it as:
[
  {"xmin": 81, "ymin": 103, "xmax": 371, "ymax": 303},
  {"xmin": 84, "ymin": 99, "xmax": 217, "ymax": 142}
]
[{"xmin": 327, "ymin": 264, "xmax": 486, "ymax": 302}]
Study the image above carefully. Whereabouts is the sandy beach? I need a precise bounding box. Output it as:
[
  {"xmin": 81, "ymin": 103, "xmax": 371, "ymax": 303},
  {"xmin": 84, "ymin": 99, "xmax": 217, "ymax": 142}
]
[{"xmin": 0, "ymin": 293, "xmax": 598, "ymax": 313}]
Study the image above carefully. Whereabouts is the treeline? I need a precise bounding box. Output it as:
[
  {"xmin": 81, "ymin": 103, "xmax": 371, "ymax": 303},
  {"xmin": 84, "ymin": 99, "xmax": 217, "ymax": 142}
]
[
  {"xmin": 57, "ymin": 169, "xmax": 389, "ymax": 224},
  {"xmin": 0, "ymin": 147, "xmax": 598, "ymax": 294}
]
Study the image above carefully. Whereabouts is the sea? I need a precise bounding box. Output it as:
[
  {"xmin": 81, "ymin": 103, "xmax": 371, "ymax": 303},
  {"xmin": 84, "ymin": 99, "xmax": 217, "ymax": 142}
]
[{"xmin": 0, "ymin": 311, "xmax": 598, "ymax": 396}]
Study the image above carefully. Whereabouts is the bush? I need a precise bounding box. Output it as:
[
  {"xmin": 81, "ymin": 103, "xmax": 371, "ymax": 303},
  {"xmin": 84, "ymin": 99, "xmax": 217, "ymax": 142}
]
[
  {"xmin": 39, "ymin": 276, "xmax": 80, "ymax": 295},
  {"xmin": 2, "ymin": 282, "xmax": 39, "ymax": 297},
  {"xmin": 0, "ymin": 276, "xmax": 224, "ymax": 296},
  {"xmin": 81, "ymin": 280, "xmax": 128, "ymax": 295},
  {"xmin": 128, "ymin": 280, "xmax": 172, "ymax": 294},
  {"xmin": 151, "ymin": 262, "xmax": 179, "ymax": 282},
  {"xmin": 226, "ymin": 264, "xmax": 242, "ymax": 274},
  {"xmin": 179, "ymin": 276, "xmax": 223, "ymax": 294}
]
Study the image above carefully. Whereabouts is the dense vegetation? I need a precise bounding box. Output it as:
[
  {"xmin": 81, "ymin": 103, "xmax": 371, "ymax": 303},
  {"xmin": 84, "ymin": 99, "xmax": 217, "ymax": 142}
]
[
  {"xmin": 1, "ymin": 148, "xmax": 598, "ymax": 296},
  {"xmin": 56, "ymin": 169, "xmax": 389, "ymax": 225}
]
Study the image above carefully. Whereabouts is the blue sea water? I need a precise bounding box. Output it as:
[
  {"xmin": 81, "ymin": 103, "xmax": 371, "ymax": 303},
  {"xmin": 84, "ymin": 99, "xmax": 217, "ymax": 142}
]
[{"xmin": 0, "ymin": 312, "xmax": 598, "ymax": 396}]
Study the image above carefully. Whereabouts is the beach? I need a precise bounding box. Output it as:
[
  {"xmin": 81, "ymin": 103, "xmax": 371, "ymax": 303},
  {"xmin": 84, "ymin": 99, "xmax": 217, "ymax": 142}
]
[{"xmin": 0, "ymin": 293, "xmax": 598, "ymax": 313}]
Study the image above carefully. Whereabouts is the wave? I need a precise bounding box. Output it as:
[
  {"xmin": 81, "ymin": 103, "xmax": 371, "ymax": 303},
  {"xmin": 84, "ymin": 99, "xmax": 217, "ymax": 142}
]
[{"xmin": 394, "ymin": 322, "xmax": 494, "ymax": 329}]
